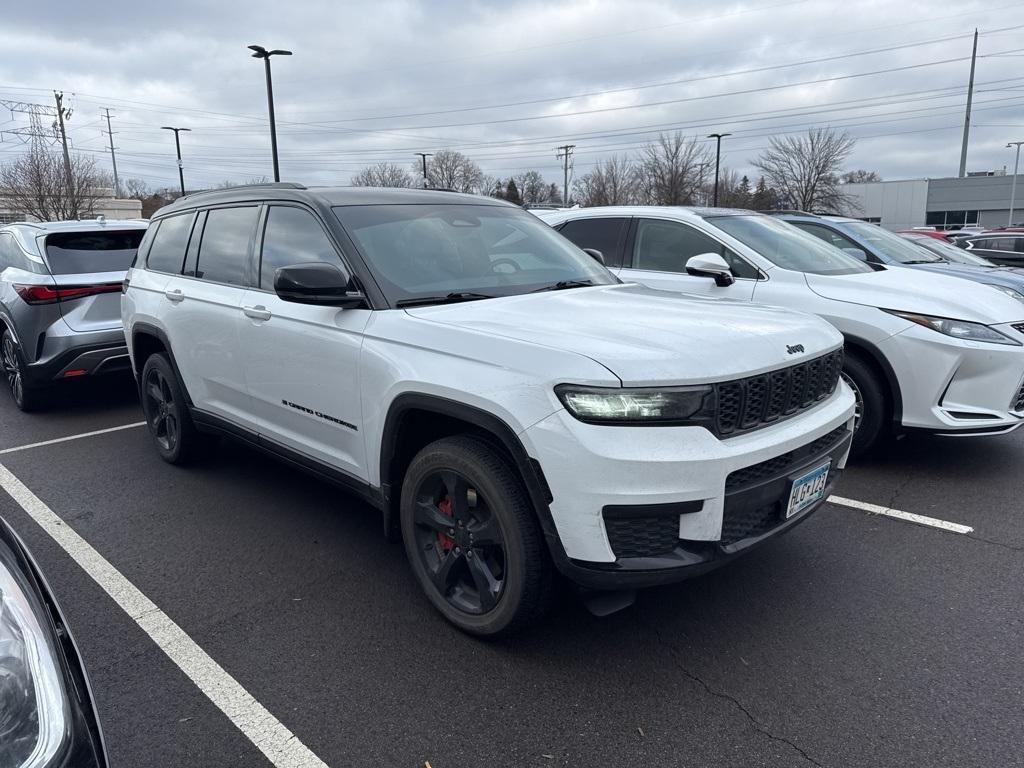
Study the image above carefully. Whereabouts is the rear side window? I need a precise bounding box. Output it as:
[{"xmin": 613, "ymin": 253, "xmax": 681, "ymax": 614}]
[
  {"xmin": 558, "ymin": 218, "xmax": 628, "ymax": 268},
  {"xmin": 259, "ymin": 206, "xmax": 342, "ymax": 290},
  {"xmin": 195, "ymin": 207, "xmax": 259, "ymax": 286},
  {"xmin": 633, "ymin": 218, "xmax": 760, "ymax": 279},
  {"xmin": 147, "ymin": 214, "xmax": 194, "ymax": 274},
  {"xmin": 44, "ymin": 229, "xmax": 145, "ymax": 274},
  {"xmin": 973, "ymin": 238, "xmax": 1018, "ymax": 252}
]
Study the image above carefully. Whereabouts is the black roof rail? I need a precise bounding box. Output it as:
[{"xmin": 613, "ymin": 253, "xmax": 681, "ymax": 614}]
[
  {"xmin": 759, "ymin": 209, "xmax": 820, "ymax": 217},
  {"xmin": 178, "ymin": 181, "xmax": 307, "ymax": 201}
]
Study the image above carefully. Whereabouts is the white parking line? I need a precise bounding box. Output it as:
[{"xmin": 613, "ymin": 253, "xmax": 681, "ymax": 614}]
[
  {"xmin": 0, "ymin": 464, "xmax": 329, "ymax": 768},
  {"xmin": 0, "ymin": 422, "xmax": 146, "ymax": 456},
  {"xmin": 828, "ymin": 495, "xmax": 974, "ymax": 534}
]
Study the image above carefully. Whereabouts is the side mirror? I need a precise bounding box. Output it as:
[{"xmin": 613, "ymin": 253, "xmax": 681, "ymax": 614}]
[
  {"xmin": 274, "ymin": 263, "xmax": 366, "ymax": 308},
  {"xmin": 842, "ymin": 247, "xmax": 868, "ymax": 261},
  {"xmin": 582, "ymin": 247, "xmax": 605, "ymax": 265},
  {"xmin": 685, "ymin": 253, "xmax": 735, "ymax": 287}
]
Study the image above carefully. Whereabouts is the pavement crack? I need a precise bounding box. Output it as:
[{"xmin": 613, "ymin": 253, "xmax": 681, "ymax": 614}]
[
  {"xmin": 639, "ymin": 613, "xmax": 825, "ymax": 767},
  {"xmin": 965, "ymin": 534, "xmax": 1024, "ymax": 553}
]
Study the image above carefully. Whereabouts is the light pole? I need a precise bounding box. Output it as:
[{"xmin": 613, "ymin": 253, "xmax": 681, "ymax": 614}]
[
  {"xmin": 707, "ymin": 133, "xmax": 731, "ymax": 207},
  {"xmin": 161, "ymin": 126, "xmax": 191, "ymax": 196},
  {"xmin": 248, "ymin": 44, "xmax": 292, "ymax": 182},
  {"xmin": 415, "ymin": 152, "xmax": 432, "ymax": 188},
  {"xmin": 1008, "ymin": 141, "xmax": 1023, "ymax": 226}
]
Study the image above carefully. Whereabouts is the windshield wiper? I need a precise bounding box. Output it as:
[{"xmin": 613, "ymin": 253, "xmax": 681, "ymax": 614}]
[
  {"xmin": 531, "ymin": 279, "xmax": 595, "ymax": 293},
  {"xmin": 902, "ymin": 259, "xmax": 941, "ymax": 265},
  {"xmin": 395, "ymin": 292, "xmax": 495, "ymax": 308}
]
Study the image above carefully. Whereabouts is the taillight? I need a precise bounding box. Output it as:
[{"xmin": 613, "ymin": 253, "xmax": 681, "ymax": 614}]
[{"xmin": 14, "ymin": 283, "xmax": 123, "ymax": 305}]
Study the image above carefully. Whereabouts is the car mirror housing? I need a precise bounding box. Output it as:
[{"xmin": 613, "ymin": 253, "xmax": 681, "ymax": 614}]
[
  {"xmin": 582, "ymin": 247, "xmax": 605, "ymax": 266},
  {"xmin": 273, "ymin": 263, "xmax": 367, "ymax": 308},
  {"xmin": 685, "ymin": 252, "xmax": 735, "ymax": 287}
]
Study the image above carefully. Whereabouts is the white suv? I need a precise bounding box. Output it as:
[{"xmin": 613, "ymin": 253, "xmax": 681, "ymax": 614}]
[
  {"xmin": 122, "ymin": 185, "xmax": 854, "ymax": 636},
  {"xmin": 541, "ymin": 207, "xmax": 1024, "ymax": 455}
]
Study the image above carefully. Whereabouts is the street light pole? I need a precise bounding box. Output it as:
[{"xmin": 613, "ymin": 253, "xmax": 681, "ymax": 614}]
[
  {"xmin": 707, "ymin": 132, "xmax": 731, "ymax": 207},
  {"xmin": 161, "ymin": 126, "xmax": 191, "ymax": 197},
  {"xmin": 1008, "ymin": 141, "xmax": 1023, "ymax": 227},
  {"xmin": 248, "ymin": 45, "xmax": 293, "ymax": 182},
  {"xmin": 415, "ymin": 152, "xmax": 432, "ymax": 188}
]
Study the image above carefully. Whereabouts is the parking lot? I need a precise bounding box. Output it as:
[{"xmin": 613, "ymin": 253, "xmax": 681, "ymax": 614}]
[{"xmin": 0, "ymin": 377, "xmax": 1021, "ymax": 768}]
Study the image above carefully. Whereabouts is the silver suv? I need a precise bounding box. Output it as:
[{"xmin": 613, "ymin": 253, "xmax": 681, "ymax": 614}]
[{"xmin": 0, "ymin": 218, "xmax": 147, "ymax": 410}]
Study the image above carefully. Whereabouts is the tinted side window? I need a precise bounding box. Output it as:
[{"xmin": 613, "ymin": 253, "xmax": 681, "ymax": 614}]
[
  {"xmin": 147, "ymin": 213, "xmax": 195, "ymax": 274},
  {"xmin": 791, "ymin": 222, "xmax": 866, "ymax": 258},
  {"xmin": 558, "ymin": 218, "xmax": 628, "ymax": 268},
  {"xmin": 195, "ymin": 207, "xmax": 259, "ymax": 286},
  {"xmin": 260, "ymin": 206, "xmax": 341, "ymax": 290},
  {"xmin": 633, "ymin": 219, "xmax": 759, "ymax": 278}
]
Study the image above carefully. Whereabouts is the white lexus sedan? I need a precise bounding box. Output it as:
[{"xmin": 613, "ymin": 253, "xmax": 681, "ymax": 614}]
[{"xmin": 539, "ymin": 207, "xmax": 1024, "ymax": 455}]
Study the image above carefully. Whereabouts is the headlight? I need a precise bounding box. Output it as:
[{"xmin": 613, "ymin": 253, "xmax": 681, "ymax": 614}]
[
  {"xmin": 555, "ymin": 384, "xmax": 715, "ymax": 425},
  {"xmin": 983, "ymin": 284, "xmax": 1024, "ymax": 304},
  {"xmin": 0, "ymin": 551, "xmax": 68, "ymax": 768},
  {"xmin": 884, "ymin": 310, "xmax": 1021, "ymax": 346}
]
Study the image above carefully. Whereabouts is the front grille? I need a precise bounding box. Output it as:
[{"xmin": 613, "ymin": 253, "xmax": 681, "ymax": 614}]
[
  {"xmin": 720, "ymin": 501, "xmax": 781, "ymax": 545},
  {"xmin": 1013, "ymin": 379, "xmax": 1024, "ymax": 412},
  {"xmin": 725, "ymin": 425, "xmax": 850, "ymax": 493},
  {"xmin": 713, "ymin": 349, "xmax": 843, "ymax": 438},
  {"xmin": 604, "ymin": 516, "xmax": 679, "ymax": 559},
  {"xmin": 1013, "ymin": 322, "xmax": 1024, "ymax": 335}
]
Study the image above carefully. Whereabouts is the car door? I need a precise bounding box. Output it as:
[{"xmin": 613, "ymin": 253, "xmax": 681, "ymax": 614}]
[
  {"xmin": 555, "ymin": 216, "xmax": 629, "ymax": 274},
  {"xmin": 161, "ymin": 205, "xmax": 258, "ymax": 425},
  {"xmin": 237, "ymin": 204, "xmax": 371, "ymax": 480},
  {"xmin": 621, "ymin": 217, "xmax": 760, "ymax": 299}
]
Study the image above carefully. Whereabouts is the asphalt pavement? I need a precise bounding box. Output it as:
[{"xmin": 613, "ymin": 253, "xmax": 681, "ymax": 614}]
[{"xmin": 0, "ymin": 375, "xmax": 1021, "ymax": 768}]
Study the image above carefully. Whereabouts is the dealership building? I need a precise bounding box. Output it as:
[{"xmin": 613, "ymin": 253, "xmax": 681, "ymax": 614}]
[{"xmin": 842, "ymin": 172, "xmax": 1022, "ymax": 231}]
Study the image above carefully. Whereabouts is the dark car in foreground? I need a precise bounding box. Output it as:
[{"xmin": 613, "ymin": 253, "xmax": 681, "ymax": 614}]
[
  {"xmin": 0, "ymin": 514, "xmax": 106, "ymax": 766},
  {"xmin": 0, "ymin": 218, "xmax": 147, "ymax": 410}
]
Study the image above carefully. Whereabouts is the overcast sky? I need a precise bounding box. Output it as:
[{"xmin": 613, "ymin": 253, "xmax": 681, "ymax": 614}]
[{"xmin": 1, "ymin": 0, "xmax": 1021, "ymax": 194}]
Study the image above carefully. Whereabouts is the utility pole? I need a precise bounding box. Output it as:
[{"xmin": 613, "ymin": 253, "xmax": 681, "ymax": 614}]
[
  {"xmin": 707, "ymin": 132, "xmax": 731, "ymax": 207},
  {"xmin": 53, "ymin": 91, "xmax": 74, "ymax": 192},
  {"xmin": 556, "ymin": 144, "xmax": 575, "ymax": 205},
  {"xmin": 103, "ymin": 108, "xmax": 120, "ymax": 198},
  {"xmin": 1008, "ymin": 141, "xmax": 1023, "ymax": 226},
  {"xmin": 958, "ymin": 28, "xmax": 978, "ymax": 178},
  {"xmin": 415, "ymin": 152, "xmax": 432, "ymax": 188}
]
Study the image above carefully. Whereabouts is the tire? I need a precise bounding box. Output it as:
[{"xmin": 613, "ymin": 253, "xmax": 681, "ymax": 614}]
[
  {"xmin": 1, "ymin": 329, "xmax": 45, "ymax": 412},
  {"xmin": 842, "ymin": 352, "xmax": 887, "ymax": 457},
  {"xmin": 140, "ymin": 353, "xmax": 204, "ymax": 465},
  {"xmin": 400, "ymin": 435, "xmax": 552, "ymax": 637}
]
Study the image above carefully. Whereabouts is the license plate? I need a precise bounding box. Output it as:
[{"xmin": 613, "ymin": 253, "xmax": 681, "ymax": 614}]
[{"xmin": 787, "ymin": 462, "xmax": 831, "ymax": 518}]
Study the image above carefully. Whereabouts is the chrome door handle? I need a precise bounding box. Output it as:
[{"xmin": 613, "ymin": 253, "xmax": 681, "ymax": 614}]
[
  {"xmin": 242, "ymin": 305, "xmax": 272, "ymax": 321},
  {"xmin": 164, "ymin": 289, "xmax": 185, "ymax": 302}
]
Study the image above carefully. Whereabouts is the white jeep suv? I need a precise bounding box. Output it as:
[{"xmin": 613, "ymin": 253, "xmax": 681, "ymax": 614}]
[{"xmin": 122, "ymin": 185, "xmax": 854, "ymax": 636}]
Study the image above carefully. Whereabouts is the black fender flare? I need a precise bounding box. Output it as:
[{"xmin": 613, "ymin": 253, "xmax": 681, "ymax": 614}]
[{"xmin": 129, "ymin": 322, "xmax": 194, "ymax": 406}]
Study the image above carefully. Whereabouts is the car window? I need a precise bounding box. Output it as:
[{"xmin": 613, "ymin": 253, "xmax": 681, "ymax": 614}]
[
  {"xmin": 841, "ymin": 221, "xmax": 943, "ymax": 264},
  {"xmin": 791, "ymin": 222, "xmax": 864, "ymax": 256},
  {"xmin": 633, "ymin": 218, "xmax": 760, "ymax": 278},
  {"xmin": 333, "ymin": 203, "xmax": 616, "ymax": 305},
  {"xmin": 194, "ymin": 206, "xmax": 259, "ymax": 286},
  {"xmin": 44, "ymin": 229, "xmax": 146, "ymax": 274},
  {"xmin": 260, "ymin": 206, "xmax": 342, "ymax": 290},
  {"xmin": 972, "ymin": 237, "xmax": 1018, "ymax": 252},
  {"xmin": 0, "ymin": 233, "xmax": 18, "ymax": 271},
  {"xmin": 706, "ymin": 214, "xmax": 873, "ymax": 275},
  {"xmin": 557, "ymin": 217, "xmax": 628, "ymax": 268},
  {"xmin": 904, "ymin": 235, "xmax": 995, "ymax": 266},
  {"xmin": 147, "ymin": 214, "xmax": 195, "ymax": 274}
]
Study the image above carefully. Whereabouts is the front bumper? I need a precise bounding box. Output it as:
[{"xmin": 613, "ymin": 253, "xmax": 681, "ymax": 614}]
[{"xmin": 521, "ymin": 386, "xmax": 855, "ymax": 588}]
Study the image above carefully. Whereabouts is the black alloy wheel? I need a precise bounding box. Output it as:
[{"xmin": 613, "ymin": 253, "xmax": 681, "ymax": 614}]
[
  {"xmin": 140, "ymin": 353, "xmax": 204, "ymax": 464},
  {"xmin": 143, "ymin": 365, "xmax": 179, "ymax": 453},
  {"xmin": 1, "ymin": 330, "xmax": 23, "ymax": 406}
]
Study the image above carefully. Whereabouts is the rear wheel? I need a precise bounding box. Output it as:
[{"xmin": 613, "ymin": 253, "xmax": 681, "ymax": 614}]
[
  {"xmin": 842, "ymin": 352, "xmax": 887, "ymax": 457},
  {"xmin": 400, "ymin": 435, "xmax": 552, "ymax": 637},
  {"xmin": 1, "ymin": 329, "xmax": 45, "ymax": 412},
  {"xmin": 141, "ymin": 353, "xmax": 204, "ymax": 464}
]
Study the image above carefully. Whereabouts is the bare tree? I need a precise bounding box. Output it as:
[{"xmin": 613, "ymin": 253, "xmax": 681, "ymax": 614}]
[
  {"xmin": 840, "ymin": 169, "xmax": 882, "ymax": 184},
  {"xmin": 420, "ymin": 150, "xmax": 484, "ymax": 193},
  {"xmin": 574, "ymin": 155, "xmax": 640, "ymax": 207},
  {"xmin": 0, "ymin": 143, "xmax": 113, "ymax": 221},
  {"xmin": 121, "ymin": 177, "xmax": 150, "ymax": 200},
  {"xmin": 752, "ymin": 128, "xmax": 856, "ymax": 212},
  {"xmin": 513, "ymin": 171, "xmax": 550, "ymax": 204},
  {"xmin": 350, "ymin": 162, "xmax": 414, "ymax": 188},
  {"xmin": 635, "ymin": 132, "xmax": 711, "ymax": 206}
]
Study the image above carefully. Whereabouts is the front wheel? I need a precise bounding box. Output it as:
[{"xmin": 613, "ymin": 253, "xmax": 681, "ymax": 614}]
[
  {"xmin": 842, "ymin": 352, "xmax": 887, "ymax": 457},
  {"xmin": 400, "ymin": 435, "xmax": 552, "ymax": 637}
]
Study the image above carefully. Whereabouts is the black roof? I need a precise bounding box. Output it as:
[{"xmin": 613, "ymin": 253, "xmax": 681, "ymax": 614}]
[{"xmin": 155, "ymin": 183, "xmax": 515, "ymax": 218}]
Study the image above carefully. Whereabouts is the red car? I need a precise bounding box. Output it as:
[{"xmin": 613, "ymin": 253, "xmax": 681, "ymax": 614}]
[{"xmin": 896, "ymin": 229, "xmax": 953, "ymax": 242}]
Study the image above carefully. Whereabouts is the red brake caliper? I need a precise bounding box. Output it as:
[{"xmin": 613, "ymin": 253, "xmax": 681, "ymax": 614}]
[{"xmin": 436, "ymin": 496, "xmax": 454, "ymax": 553}]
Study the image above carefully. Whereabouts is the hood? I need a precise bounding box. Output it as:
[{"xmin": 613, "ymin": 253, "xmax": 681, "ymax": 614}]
[
  {"xmin": 804, "ymin": 267, "xmax": 1024, "ymax": 324},
  {"xmin": 403, "ymin": 284, "xmax": 841, "ymax": 387},
  {"xmin": 909, "ymin": 262, "xmax": 1024, "ymax": 293}
]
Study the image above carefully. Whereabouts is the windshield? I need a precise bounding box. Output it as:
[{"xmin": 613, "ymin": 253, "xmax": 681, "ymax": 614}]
[
  {"xmin": 902, "ymin": 235, "xmax": 996, "ymax": 266},
  {"xmin": 44, "ymin": 230, "xmax": 145, "ymax": 275},
  {"xmin": 706, "ymin": 214, "xmax": 873, "ymax": 275},
  {"xmin": 842, "ymin": 221, "xmax": 944, "ymax": 264},
  {"xmin": 334, "ymin": 203, "xmax": 616, "ymax": 305}
]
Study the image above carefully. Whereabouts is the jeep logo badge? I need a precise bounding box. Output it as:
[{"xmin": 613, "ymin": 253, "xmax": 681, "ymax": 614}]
[{"xmin": 786, "ymin": 344, "xmax": 805, "ymax": 355}]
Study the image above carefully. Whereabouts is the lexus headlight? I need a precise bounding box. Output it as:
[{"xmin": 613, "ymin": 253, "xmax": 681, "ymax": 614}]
[
  {"xmin": 984, "ymin": 284, "xmax": 1024, "ymax": 304},
  {"xmin": 885, "ymin": 310, "xmax": 1021, "ymax": 346},
  {"xmin": 0, "ymin": 553, "xmax": 68, "ymax": 768},
  {"xmin": 555, "ymin": 384, "xmax": 715, "ymax": 424}
]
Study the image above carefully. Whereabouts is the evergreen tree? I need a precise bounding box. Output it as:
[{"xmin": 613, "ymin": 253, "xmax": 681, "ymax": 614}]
[
  {"xmin": 750, "ymin": 176, "xmax": 777, "ymax": 211},
  {"xmin": 547, "ymin": 183, "xmax": 562, "ymax": 204},
  {"xmin": 505, "ymin": 178, "xmax": 522, "ymax": 206}
]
